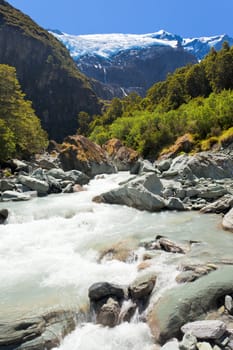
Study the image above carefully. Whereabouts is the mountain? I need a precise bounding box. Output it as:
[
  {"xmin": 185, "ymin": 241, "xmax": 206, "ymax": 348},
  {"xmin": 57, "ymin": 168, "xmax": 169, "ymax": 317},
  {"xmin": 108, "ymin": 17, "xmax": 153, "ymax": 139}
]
[
  {"xmin": 50, "ymin": 30, "xmax": 197, "ymax": 98},
  {"xmin": 0, "ymin": 0, "xmax": 101, "ymax": 141},
  {"xmin": 50, "ymin": 29, "xmax": 233, "ymax": 99}
]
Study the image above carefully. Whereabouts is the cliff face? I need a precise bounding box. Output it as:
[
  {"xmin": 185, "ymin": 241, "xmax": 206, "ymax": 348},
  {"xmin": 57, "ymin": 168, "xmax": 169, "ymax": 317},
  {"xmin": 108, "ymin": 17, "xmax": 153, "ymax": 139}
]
[
  {"xmin": 76, "ymin": 46, "xmax": 197, "ymax": 98},
  {"xmin": 0, "ymin": 1, "xmax": 101, "ymax": 141}
]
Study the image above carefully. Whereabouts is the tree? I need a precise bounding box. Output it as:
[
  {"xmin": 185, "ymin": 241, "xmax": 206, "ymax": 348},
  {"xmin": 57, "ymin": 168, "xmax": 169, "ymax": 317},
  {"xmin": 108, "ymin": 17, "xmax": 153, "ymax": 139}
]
[{"xmin": 0, "ymin": 64, "xmax": 48, "ymax": 161}]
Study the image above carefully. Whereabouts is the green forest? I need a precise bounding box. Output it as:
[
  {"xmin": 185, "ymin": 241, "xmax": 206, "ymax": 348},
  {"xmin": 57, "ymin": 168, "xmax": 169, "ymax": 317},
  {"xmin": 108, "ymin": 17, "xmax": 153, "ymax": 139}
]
[
  {"xmin": 0, "ymin": 64, "xmax": 48, "ymax": 161},
  {"xmin": 86, "ymin": 43, "xmax": 233, "ymax": 159}
]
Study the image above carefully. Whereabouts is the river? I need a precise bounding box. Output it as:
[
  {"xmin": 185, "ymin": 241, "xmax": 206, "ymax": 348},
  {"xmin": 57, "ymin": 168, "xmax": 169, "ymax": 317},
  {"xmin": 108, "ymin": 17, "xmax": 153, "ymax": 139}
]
[{"xmin": 0, "ymin": 172, "xmax": 232, "ymax": 349}]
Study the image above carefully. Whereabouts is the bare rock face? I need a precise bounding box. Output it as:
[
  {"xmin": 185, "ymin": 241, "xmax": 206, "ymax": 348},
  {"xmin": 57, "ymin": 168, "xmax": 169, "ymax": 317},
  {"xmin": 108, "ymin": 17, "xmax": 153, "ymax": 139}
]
[
  {"xmin": 103, "ymin": 138, "xmax": 139, "ymax": 171},
  {"xmin": 75, "ymin": 46, "xmax": 197, "ymax": 98},
  {"xmin": 59, "ymin": 135, "xmax": 116, "ymax": 177},
  {"xmin": 0, "ymin": 1, "xmax": 101, "ymax": 141}
]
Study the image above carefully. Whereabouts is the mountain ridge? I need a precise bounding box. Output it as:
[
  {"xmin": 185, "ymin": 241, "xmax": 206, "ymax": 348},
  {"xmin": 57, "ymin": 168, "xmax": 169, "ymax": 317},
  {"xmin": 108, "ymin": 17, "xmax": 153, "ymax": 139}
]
[{"xmin": 50, "ymin": 29, "xmax": 233, "ymax": 61}]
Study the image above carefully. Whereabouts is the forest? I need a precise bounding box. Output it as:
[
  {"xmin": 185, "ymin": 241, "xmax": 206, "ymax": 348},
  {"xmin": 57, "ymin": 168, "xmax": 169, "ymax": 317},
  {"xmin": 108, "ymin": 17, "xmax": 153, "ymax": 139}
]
[{"xmin": 85, "ymin": 43, "xmax": 233, "ymax": 158}]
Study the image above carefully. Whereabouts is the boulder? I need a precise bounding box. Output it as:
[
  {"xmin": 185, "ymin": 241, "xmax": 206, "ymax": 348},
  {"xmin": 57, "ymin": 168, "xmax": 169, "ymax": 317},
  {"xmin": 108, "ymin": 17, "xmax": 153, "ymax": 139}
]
[
  {"xmin": 181, "ymin": 320, "xmax": 227, "ymax": 340},
  {"xmin": 166, "ymin": 197, "xmax": 186, "ymax": 211},
  {"xmin": 157, "ymin": 159, "xmax": 172, "ymax": 172},
  {"xmin": 59, "ymin": 135, "xmax": 116, "ymax": 177},
  {"xmin": 159, "ymin": 133, "xmax": 194, "ymax": 160},
  {"xmin": 93, "ymin": 185, "xmax": 166, "ymax": 212},
  {"xmin": 0, "ymin": 310, "xmax": 76, "ymax": 350},
  {"xmin": 36, "ymin": 158, "xmax": 59, "ymax": 170},
  {"xmin": 225, "ymin": 295, "xmax": 233, "ymax": 314},
  {"xmin": 1, "ymin": 190, "xmax": 30, "ymax": 202},
  {"xmin": 47, "ymin": 168, "xmax": 89, "ymax": 186},
  {"xmin": 179, "ymin": 332, "xmax": 197, "ymax": 350},
  {"xmin": 162, "ymin": 152, "xmax": 233, "ymax": 180},
  {"xmin": 0, "ymin": 179, "xmax": 15, "ymax": 192},
  {"xmin": 93, "ymin": 173, "xmax": 165, "ymax": 212},
  {"xmin": 18, "ymin": 175, "xmax": 49, "ymax": 194},
  {"xmin": 222, "ymin": 208, "xmax": 233, "ymax": 232},
  {"xmin": 200, "ymin": 195, "xmax": 233, "ymax": 214},
  {"xmin": 197, "ymin": 342, "xmax": 213, "ymax": 350},
  {"xmin": 96, "ymin": 297, "xmax": 120, "ymax": 327},
  {"xmin": 148, "ymin": 266, "xmax": 233, "ymax": 344},
  {"xmin": 161, "ymin": 339, "xmax": 180, "ymax": 349},
  {"xmin": 0, "ymin": 209, "xmax": 8, "ymax": 224},
  {"xmin": 8, "ymin": 159, "xmax": 29, "ymax": 173},
  {"xmin": 198, "ymin": 185, "xmax": 228, "ymax": 200},
  {"xmin": 103, "ymin": 138, "xmax": 139, "ymax": 171},
  {"xmin": 129, "ymin": 272, "xmax": 157, "ymax": 303},
  {"xmin": 88, "ymin": 282, "xmax": 125, "ymax": 303},
  {"xmin": 99, "ymin": 240, "xmax": 136, "ymax": 263},
  {"xmin": 142, "ymin": 236, "xmax": 189, "ymax": 254}
]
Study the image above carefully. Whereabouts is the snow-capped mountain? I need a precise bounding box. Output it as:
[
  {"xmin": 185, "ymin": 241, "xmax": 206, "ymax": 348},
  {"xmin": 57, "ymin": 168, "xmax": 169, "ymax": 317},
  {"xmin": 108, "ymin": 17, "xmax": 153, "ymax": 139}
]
[
  {"xmin": 50, "ymin": 29, "xmax": 233, "ymax": 61},
  {"xmin": 49, "ymin": 29, "xmax": 233, "ymax": 99}
]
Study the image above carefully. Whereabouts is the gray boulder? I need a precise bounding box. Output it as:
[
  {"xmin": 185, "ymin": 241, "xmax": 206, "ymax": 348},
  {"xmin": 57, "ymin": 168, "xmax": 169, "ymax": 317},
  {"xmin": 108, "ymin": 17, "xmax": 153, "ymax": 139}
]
[
  {"xmin": 0, "ymin": 179, "xmax": 15, "ymax": 192},
  {"xmin": 166, "ymin": 197, "xmax": 186, "ymax": 211},
  {"xmin": 198, "ymin": 184, "xmax": 228, "ymax": 200},
  {"xmin": 181, "ymin": 320, "xmax": 226, "ymax": 340},
  {"xmin": 163, "ymin": 152, "xmax": 233, "ymax": 180},
  {"xmin": 93, "ymin": 185, "xmax": 166, "ymax": 212},
  {"xmin": 200, "ymin": 195, "xmax": 233, "ymax": 214},
  {"xmin": 1, "ymin": 190, "xmax": 30, "ymax": 202},
  {"xmin": 225, "ymin": 295, "xmax": 233, "ymax": 314},
  {"xmin": 179, "ymin": 332, "xmax": 197, "ymax": 350},
  {"xmin": 47, "ymin": 168, "xmax": 89, "ymax": 185},
  {"xmin": 93, "ymin": 173, "xmax": 165, "ymax": 212},
  {"xmin": 18, "ymin": 175, "xmax": 49, "ymax": 194},
  {"xmin": 222, "ymin": 208, "xmax": 233, "ymax": 232},
  {"xmin": 197, "ymin": 342, "xmax": 213, "ymax": 350},
  {"xmin": 161, "ymin": 339, "xmax": 180, "ymax": 349},
  {"xmin": 0, "ymin": 310, "xmax": 76, "ymax": 350},
  {"xmin": 148, "ymin": 266, "xmax": 233, "ymax": 344},
  {"xmin": 157, "ymin": 159, "xmax": 172, "ymax": 172}
]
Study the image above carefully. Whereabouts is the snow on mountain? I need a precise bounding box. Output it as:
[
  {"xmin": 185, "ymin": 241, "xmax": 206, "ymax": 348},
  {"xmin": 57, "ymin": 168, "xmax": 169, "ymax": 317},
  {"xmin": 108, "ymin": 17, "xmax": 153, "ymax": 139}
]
[
  {"xmin": 49, "ymin": 29, "xmax": 233, "ymax": 61},
  {"xmin": 50, "ymin": 30, "xmax": 179, "ymax": 59}
]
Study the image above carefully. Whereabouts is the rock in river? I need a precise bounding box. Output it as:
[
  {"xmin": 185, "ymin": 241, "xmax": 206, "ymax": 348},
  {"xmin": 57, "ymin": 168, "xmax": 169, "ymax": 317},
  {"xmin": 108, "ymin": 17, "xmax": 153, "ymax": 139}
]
[{"xmin": 148, "ymin": 266, "xmax": 233, "ymax": 344}]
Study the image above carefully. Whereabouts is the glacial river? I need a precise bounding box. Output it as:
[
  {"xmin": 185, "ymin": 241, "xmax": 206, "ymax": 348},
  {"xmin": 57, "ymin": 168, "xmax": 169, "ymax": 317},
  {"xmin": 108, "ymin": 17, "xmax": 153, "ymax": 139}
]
[{"xmin": 0, "ymin": 172, "xmax": 232, "ymax": 349}]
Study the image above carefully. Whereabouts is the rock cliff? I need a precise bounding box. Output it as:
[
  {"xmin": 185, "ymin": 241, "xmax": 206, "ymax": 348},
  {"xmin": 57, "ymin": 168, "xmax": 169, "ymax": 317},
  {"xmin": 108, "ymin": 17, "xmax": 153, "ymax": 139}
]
[{"xmin": 0, "ymin": 0, "xmax": 101, "ymax": 141}]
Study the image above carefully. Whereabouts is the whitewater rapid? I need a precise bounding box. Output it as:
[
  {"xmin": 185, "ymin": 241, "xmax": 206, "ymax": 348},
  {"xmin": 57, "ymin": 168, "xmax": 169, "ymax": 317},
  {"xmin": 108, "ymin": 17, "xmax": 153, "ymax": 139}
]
[{"xmin": 0, "ymin": 172, "xmax": 232, "ymax": 349}]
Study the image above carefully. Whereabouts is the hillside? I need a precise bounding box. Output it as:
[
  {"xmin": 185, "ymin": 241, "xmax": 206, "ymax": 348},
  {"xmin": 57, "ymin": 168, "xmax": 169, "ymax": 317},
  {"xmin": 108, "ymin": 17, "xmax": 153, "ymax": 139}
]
[
  {"xmin": 88, "ymin": 43, "xmax": 233, "ymax": 159},
  {"xmin": 0, "ymin": 0, "xmax": 101, "ymax": 141}
]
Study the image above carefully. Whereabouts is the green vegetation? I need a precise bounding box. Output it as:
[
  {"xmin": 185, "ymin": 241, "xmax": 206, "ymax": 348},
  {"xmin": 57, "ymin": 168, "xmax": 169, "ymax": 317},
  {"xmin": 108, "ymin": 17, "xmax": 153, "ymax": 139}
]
[
  {"xmin": 89, "ymin": 44, "xmax": 233, "ymax": 158},
  {"xmin": 0, "ymin": 64, "xmax": 48, "ymax": 161}
]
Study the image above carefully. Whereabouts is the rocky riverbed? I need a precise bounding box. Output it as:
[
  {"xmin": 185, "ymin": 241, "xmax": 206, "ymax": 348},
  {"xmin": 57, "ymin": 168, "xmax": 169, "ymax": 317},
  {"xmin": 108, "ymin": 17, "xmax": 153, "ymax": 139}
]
[{"xmin": 1, "ymin": 138, "xmax": 233, "ymax": 349}]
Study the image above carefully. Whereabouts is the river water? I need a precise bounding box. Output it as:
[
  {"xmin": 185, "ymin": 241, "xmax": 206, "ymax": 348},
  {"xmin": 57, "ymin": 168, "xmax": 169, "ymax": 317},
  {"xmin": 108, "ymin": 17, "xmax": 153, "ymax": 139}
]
[{"xmin": 0, "ymin": 172, "xmax": 232, "ymax": 349}]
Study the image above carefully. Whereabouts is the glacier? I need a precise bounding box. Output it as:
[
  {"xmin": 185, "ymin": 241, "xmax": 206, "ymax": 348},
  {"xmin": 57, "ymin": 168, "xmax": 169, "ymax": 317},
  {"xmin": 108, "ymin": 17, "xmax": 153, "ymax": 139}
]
[{"xmin": 49, "ymin": 29, "xmax": 233, "ymax": 61}]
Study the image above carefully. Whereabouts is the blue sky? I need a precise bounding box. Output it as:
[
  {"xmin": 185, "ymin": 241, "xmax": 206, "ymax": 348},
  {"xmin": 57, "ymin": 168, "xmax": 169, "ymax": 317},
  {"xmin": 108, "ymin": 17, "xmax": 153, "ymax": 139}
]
[{"xmin": 7, "ymin": 0, "xmax": 233, "ymax": 37}]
